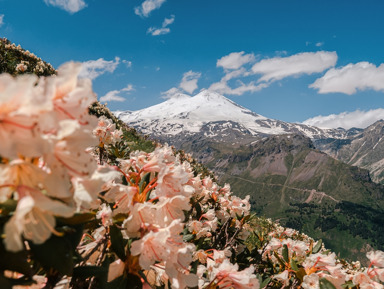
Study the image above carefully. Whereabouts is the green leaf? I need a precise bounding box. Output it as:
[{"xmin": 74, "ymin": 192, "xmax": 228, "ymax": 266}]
[
  {"xmin": 57, "ymin": 213, "xmax": 96, "ymax": 226},
  {"xmin": 62, "ymin": 224, "xmax": 85, "ymax": 252},
  {"xmin": 109, "ymin": 225, "xmax": 127, "ymax": 261},
  {"xmin": 312, "ymin": 239, "xmax": 323, "ymax": 254},
  {"xmin": 0, "ymin": 241, "xmax": 31, "ymax": 276},
  {"xmin": 290, "ymin": 258, "xmax": 299, "ymax": 271},
  {"xmin": 273, "ymin": 251, "xmax": 286, "ymax": 268},
  {"xmin": 195, "ymin": 203, "xmax": 202, "ymax": 219},
  {"xmin": 139, "ymin": 172, "xmax": 151, "ymax": 194},
  {"xmin": 183, "ymin": 234, "xmax": 194, "ymax": 242},
  {"xmin": 294, "ymin": 268, "xmax": 307, "ymax": 282},
  {"xmin": 29, "ymin": 235, "xmax": 74, "ymax": 276},
  {"xmin": 320, "ymin": 278, "xmax": 337, "ymax": 289},
  {"xmin": 190, "ymin": 260, "xmax": 199, "ymax": 274},
  {"xmin": 0, "ymin": 199, "xmax": 17, "ymax": 215},
  {"xmin": 282, "ymin": 244, "xmax": 289, "ymax": 263},
  {"xmin": 256, "ymin": 274, "xmax": 262, "ymax": 288},
  {"xmin": 73, "ymin": 266, "xmax": 108, "ymax": 279},
  {"xmin": 0, "ymin": 275, "xmax": 35, "ymax": 288},
  {"xmin": 261, "ymin": 277, "xmax": 271, "ymax": 288},
  {"xmin": 104, "ymin": 275, "xmax": 127, "ymax": 289}
]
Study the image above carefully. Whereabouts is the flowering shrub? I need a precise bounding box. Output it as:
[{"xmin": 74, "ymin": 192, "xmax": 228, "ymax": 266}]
[
  {"xmin": 0, "ymin": 38, "xmax": 55, "ymax": 77},
  {"xmin": 0, "ymin": 41, "xmax": 383, "ymax": 289}
]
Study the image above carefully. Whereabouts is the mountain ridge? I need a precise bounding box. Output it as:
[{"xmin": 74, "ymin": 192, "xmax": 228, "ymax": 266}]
[{"xmin": 115, "ymin": 90, "xmax": 356, "ymax": 142}]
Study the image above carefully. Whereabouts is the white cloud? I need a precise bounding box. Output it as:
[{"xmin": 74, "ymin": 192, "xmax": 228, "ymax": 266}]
[
  {"xmin": 147, "ymin": 15, "xmax": 175, "ymax": 36},
  {"xmin": 316, "ymin": 42, "xmax": 324, "ymax": 47},
  {"xmin": 147, "ymin": 27, "xmax": 170, "ymax": 36},
  {"xmin": 79, "ymin": 57, "xmax": 120, "ymax": 80},
  {"xmin": 221, "ymin": 67, "xmax": 248, "ymax": 82},
  {"xmin": 0, "ymin": 14, "xmax": 4, "ymax": 27},
  {"xmin": 100, "ymin": 90, "xmax": 126, "ymax": 102},
  {"xmin": 161, "ymin": 87, "xmax": 183, "ymax": 99},
  {"xmin": 135, "ymin": 0, "xmax": 166, "ymax": 17},
  {"xmin": 310, "ymin": 62, "xmax": 384, "ymax": 94},
  {"xmin": 179, "ymin": 70, "xmax": 201, "ymax": 94},
  {"xmin": 162, "ymin": 15, "xmax": 175, "ymax": 26},
  {"xmin": 252, "ymin": 51, "xmax": 337, "ymax": 83},
  {"xmin": 303, "ymin": 109, "xmax": 384, "ymax": 129},
  {"xmin": 161, "ymin": 70, "xmax": 201, "ymax": 98},
  {"xmin": 208, "ymin": 79, "xmax": 267, "ymax": 96},
  {"xmin": 99, "ymin": 84, "xmax": 134, "ymax": 103},
  {"xmin": 122, "ymin": 60, "xmax": 132, "ymax": 68},
  {"xmin": 44, "ymin": 0, "xmax": 87, "ymax": 14},
  {"xmin": 217, "ymin": 51, "xmax": 255, "ymax": 70}
]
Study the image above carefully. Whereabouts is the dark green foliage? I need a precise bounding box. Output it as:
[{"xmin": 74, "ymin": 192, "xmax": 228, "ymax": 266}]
[{"xmin": 0, "ymin": 38, "xmax": 56, "ymax": 76}]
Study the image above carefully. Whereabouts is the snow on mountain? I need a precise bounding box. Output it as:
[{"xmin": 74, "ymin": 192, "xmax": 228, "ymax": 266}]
[{"xmin": 115, "ymin": 90, "xmax": 351, "ymax": 140}]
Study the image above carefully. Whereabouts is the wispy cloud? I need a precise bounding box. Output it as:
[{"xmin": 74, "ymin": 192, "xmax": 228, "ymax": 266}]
[
  {"xmin": 147, "ymin": 15, "xmax": 175, "ymax": 36},
  {"xmin": 0, "ymin": 14, "xmax": 4, "ymax": 27},
  {"xmin": 161, "ymin": 70, "xmax": 201, "ymax": 98},
  {"xmin": 217, "ymin": 51, "xmax": 255, "ymax": 70},
  {"xmin": 252, "ymin": 51, "xmax": 337, "ymax": 83},
  {"xmin": 310, "ymin": 62, "xmax": 384, "ymax": 94},
  {"xmin": 122, "ymin": 60, "xmax": 132, "ymax": 68},
  {"xmin": 135, "ymin": 0, "xmax": 166, "ymax": 18},
  {"xmin": 79, "ymin": 57, "xmax": 120, "ymax": 80},
  {"xmin": 208, "ymin": 51, "xmax": 338, "ymax": 97},
  {"xmin": 99, "ymin": 84, "xmax": 134, "ymax": 103},
  {"xmin": 43, "ymin": 0, "xmax": 87, "ymax": 14},
  {"xmin": 161, "ymin": 87, "xmax": 185, "ymax": 99},
  {"xmin": 303, "ymin": 108, "xmax": 384, "ymax": 129},
  {"xmin": 315, "ymin": 42, "xmax": 324, "ymax": 47},
  {"xmin": 179, "ymin": 70, "xmax": 201, "ymax": 94},
  {"xmin": 208, "ymin": 80, "xmax": 267, "ymax": 96}
]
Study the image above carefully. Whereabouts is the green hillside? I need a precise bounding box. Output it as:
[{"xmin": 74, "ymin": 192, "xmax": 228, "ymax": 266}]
[{"xmin": 180, "ymin": 134, "xmax": 384, "ymax": 261}]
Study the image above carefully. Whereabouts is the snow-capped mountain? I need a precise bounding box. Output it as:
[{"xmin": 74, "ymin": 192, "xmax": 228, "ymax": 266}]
[{"xmin": 115, "ymin": 90, "xmax": 354, "ymax": 143}]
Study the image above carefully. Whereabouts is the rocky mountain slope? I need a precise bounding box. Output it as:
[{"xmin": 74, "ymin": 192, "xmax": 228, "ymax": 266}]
[
  {"xmin": 314, "ymin": 120, "xmax": 384, "ymax": 184},
  {"xmin": 183, "ymin": 133, "xmax": 384, "ymax": 260},
  {"xmin": 116, "ymin": 90, "xmax": 384, "ymax": 185}
]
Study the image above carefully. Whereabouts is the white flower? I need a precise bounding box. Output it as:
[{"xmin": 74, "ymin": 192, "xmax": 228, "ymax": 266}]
[
  {"xmin": 367, "ymin": 251, "xmax": 384, "ymax": 268},
  {"xmin": 4, "ymin": 189, "xmax": 74, "ymax": 252},
  {"xmin": 302, "ymin": 274, "xmax": 320, "ymax": 289}
]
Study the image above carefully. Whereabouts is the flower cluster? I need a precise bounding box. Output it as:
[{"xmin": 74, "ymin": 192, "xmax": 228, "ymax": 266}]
[
  {"xmin": 93, "ymin": 116, "xmax": 123, "ymax": 147},
  {"xmin": 249, "ymin": 220, "xmax": 384, "ymax": 289},
  {"xmin": 1, "ymin": 38, "xmax": 56, "ymax": 76},
  {"xmin": 78, "ymin": 143, "xmax": 258, "ymax": 288},
  {"xmin": 0, "ymin": 62, "xmax": 113, "ymax": 252}
]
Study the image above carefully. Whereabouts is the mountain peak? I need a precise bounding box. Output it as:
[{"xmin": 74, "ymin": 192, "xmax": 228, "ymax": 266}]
[
  {"xmin": 194, "ymin": 89, "xmax": 229, "ymax": 101},
  {"xmin": 116, "ymin": 91, "xmax": 351, "ymax": 140}
]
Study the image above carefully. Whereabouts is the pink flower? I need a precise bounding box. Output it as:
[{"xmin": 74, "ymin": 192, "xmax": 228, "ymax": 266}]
[
  {"xmin": 367, "ymin": 251, "xmax": 384, "ymax": 268},
  {"xmin": 155, "ymin": 196, "xmax": 191, "ymax": 226},
  {"xmin": 48, "ymin": 120, "xmax": 98, "ymax": 178},
  {"xmin": 274, "ymin": 270, "xmax": 290, "ymax": 286},
  {"xmin": 52, "ymin": 62, "xmax": 96, "ymax": 125},
  {"xmin": 4, "ymin": 189, "xmax": 74, "ymax": 252},
  {"xmin": 130, "ymin": 220, "xmax": 183, "ymax": 269},
  {"xmin": 96, "ymin": 203, "xmax": 113, "ymax": 226},
  {"xmin": 211, "ymin": 259, "xmax": 259, "ymax": 289},
  {"xmin": 302, "ymin": 274, "xmax": 320, "ymax": 289}
]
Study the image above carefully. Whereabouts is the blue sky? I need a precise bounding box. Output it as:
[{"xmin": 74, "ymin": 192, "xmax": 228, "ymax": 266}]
[{"xmin": 1, "ymin": 0, "xmax": 384, "ymax": 129}]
